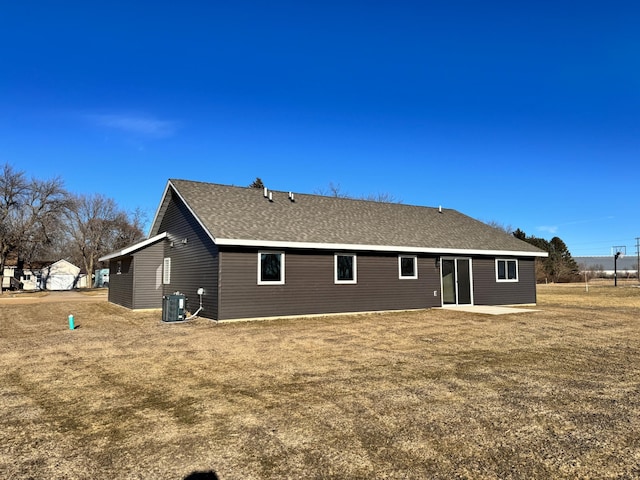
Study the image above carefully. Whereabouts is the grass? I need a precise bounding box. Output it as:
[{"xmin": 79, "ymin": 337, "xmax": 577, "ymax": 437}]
[{"xmin": 1, "ymin": 284, "xmax": 640, "ymax": 479}]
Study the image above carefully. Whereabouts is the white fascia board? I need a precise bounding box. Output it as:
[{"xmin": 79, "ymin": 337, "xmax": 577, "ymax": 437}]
[
  {"xmin": 99, "ymin": 232, "xmax": 168, "ymax": 262},
  {"xmin": 214, "ymin": 238, "xmax": 549, "ymax": 258}
]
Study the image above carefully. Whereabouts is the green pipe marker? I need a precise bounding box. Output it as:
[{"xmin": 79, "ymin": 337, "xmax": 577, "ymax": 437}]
[{"xmin": 68, "ymin": 314, "xmax": 75, "ymax": 330}]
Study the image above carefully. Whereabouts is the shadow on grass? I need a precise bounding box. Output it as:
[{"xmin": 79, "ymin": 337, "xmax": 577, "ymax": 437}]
[{"xmin": 184, "ymin": 471, "xmax": 219, "ymax": 480}]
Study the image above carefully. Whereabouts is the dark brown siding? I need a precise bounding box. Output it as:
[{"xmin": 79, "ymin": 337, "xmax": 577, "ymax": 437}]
[
  {"xmin": 157, "ymin": 190, "xmax": 219, "ymax": 319},
  {"xmin": 219, "ymin": 248, "xmax": 441, "ymax": 320},
  {"xmin": 132, "ymin": 241, "xmax": 164, "ymax": 309},
  {"xmin": 108, "ymin": 257, "xmax": 133, "ymax": 309},
  {"xmin": 472, "ymin": 257, "xmax": 537, "ymax": 305}
]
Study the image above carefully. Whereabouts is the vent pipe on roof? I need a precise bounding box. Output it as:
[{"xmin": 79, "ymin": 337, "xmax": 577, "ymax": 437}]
[
  {"xmin": 268, "ymin": 191, "xmax": 273, "ymax": 202},
  {"xmin": 263, "ymin": 187, "xmax": 268, "ymax": 197},
  {"xmin": 288, "ymin": 192, "xmax": 295, "ymax": 202},
  {"xmin": 438, "ymin": 205, "xmax": 442, "ymax": 213}
]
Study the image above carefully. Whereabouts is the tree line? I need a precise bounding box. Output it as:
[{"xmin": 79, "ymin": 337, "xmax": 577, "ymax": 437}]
[
  {"xmin": 0, "ymin": 163, "xmax": 145, "ymax": 292},
  {"xmin": 2, "ymin": 168, "xmax": 582, "ymax": 292},
  {"xmin": 513, "ymin": 228, "xmax": 580, "ymax": 283}
]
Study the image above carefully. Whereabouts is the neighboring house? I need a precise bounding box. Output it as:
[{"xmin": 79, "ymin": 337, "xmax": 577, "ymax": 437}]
[
  {"xmin": 99, "ymin": 179, "xmax": 547, "ymax": 320},
  {"xmin": 2, "ymin": 264, "xmax": 41, "ymax": 291},
  {"xmin": 40, "ymin": 259, "xmax": 88, "ymax": 290},
  {"xmin": 575, "ymin": 256, "xmax": 639, "ymax": 278}
]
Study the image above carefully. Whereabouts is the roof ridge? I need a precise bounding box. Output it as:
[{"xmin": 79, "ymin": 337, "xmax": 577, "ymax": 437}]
[{"xmin": 169, "ymin": 178, "xmax": 449, "ymax": 211}]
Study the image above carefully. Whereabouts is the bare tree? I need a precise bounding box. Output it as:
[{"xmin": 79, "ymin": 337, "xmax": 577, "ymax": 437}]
[
  {"xmin": 0, "ymin": 164, "xmax": 68, "ymax": 292},
  {"xmin": 316, "ymin": 182, "xmax": 402, "ymax": 202},
  {"xmin": 361, "ymin": 192, "xmax": 403, "ymax": 203},
  {"xmin": 485, "ymin": 220, "xmax": 514, "ymax": 234},
  {"xmin": 315, "ymin": 182, "xmax": 350, "ymax": 198},
  {"xmin": 66, "ymin": 194, "xmax": 145, "ymax": 286},
  {"xmin": 21, "ymin": 177, "xmax": 71, "ymax": 263}
]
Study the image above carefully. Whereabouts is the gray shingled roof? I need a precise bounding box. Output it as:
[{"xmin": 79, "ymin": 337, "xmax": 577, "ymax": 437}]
[{"xmin": 151, "ymin": 179, "xmax": 545, "ymax": 255}]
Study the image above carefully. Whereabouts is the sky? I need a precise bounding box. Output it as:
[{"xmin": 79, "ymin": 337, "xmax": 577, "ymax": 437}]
[{"xmin": 1, "ymin": 1, "xmax": 639, "ymax": 256}]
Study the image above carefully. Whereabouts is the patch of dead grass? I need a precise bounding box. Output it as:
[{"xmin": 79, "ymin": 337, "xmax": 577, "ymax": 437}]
[{"xmin": 1, "ymin": 285, "xmax": 640, "ymax": 479}]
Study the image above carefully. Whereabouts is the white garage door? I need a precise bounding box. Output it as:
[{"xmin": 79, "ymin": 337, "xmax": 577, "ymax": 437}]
[{"xmin": 49, "ymin": 274, "xmax": 76, "ymax": 290}]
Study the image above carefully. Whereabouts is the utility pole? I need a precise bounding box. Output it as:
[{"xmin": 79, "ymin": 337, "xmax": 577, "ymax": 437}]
[
  {"xmin": 612, "ymin": 246, "xmax": 626, "ymax": 287},
  {"xmin": 636, "ymin": 237, "xmax": 640, "ymax": 284}
]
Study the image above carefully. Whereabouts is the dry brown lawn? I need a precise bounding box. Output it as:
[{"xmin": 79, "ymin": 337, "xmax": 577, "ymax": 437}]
[{"xmin": 1, "ymin": 284, "xmax": 640, "ymax": 479}]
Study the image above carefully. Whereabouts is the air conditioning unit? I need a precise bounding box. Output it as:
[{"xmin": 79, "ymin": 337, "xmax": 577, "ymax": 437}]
[{"xmin": 162, "ymin": 293, "xmax": 185, "ymax": 322}]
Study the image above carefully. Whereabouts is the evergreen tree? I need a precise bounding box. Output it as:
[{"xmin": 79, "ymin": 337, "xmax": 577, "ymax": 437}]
[
  {"xmin": 249, "ymin": 177, "xmax": 265, "ymax": 189},
  {"xmin": 512, "ymin": 229, "xmax": 579, "ymax": 283}
]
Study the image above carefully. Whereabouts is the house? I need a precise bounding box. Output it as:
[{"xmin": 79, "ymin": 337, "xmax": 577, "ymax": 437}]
[
  {"xmin": 99, "ymin": 179, "xmax": 547, "ymax": 320},
  {"xmin": 2, "ymin": 258, "xmax": 88, "ymax": 291},
  {"xmin": 575, "ymin": 256, "xmax": 638, "ymax": 278},
  {"xmin": 2, "ymin": 263, "xmax": 41, "ymax": 291},
  {"xmin": 40, "ymin": 259, "xmax": 88, "ymax": 290}
]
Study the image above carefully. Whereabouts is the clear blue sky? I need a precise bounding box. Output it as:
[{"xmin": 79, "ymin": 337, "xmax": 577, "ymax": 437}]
[{"xmin": 2, "ymin": 1, "xmax": 638, "ymax": 256}]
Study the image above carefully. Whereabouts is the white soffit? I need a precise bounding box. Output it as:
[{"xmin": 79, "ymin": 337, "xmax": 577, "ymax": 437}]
[
  {"xmin": 214, "ymin": 238, "xmax": 549, "ymax": 257},
  {"xmin": 99, "ymin": 232, "xmax": 168, "ymax": 262}
]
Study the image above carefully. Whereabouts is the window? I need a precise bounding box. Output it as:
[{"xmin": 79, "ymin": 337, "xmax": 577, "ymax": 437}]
[
  {"xmin": 399, "ymin": 255, "xmax": 418, "ymax": 279},
  {"xmin": 258, "ymin": 251, "xmax": 284, "ymax": 284},
  {"xmin": 335, "ymin": 254, "xmax": 357, "ymax": 284},
  {"xmin": 163, "ymin": 257, "xmax": 171, "ymax": 284},
  {"xmin": 496, "ymin": 259, "xmax": 518, "ymax": 282},
  {"xmin": 21, "ymin": 274, "xmax": 31, "ymax": 281}
]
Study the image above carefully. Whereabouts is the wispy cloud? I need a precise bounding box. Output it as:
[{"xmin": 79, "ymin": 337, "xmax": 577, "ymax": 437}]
[
  {"xmin": 537, "ymin": 216, "xmax": 615, "ymax": 236},
  {"xmin": 85, "ymin": 113, "xmax": 178, "ymax": 138},
  {"xmin": 538, "ymin": 225, "xmax": 558, "ymax": 234}
]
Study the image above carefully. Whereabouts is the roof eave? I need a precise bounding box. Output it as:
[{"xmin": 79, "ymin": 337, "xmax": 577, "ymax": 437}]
[
  {"xmin": 98, "ymin": 232, "xmax": 168, "ymax": 262},
  {"xmin": 215, "ymin": 238, "xmax": 548, "ymax": 257}
]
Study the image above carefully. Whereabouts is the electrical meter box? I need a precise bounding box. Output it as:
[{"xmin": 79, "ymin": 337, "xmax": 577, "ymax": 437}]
[{"xmin": 162, "ymin": 293, "xmax": 186, "ymax": 322}]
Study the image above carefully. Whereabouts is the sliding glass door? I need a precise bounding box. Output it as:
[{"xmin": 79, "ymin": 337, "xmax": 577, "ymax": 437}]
[{"xmin": 441, "ymin": 258, "xmax": 473, "ymax": 305}]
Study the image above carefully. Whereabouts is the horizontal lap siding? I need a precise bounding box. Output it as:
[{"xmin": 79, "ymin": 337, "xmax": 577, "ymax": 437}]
[
  {"xmin": 158, "ymin": 191, "xmax": 219, "ymax": 319},
  {"xmin": 219, "ymin": 249, "xmax": 441, "ymax": 320},
  {"xmin": 108, "ymin": 257, "xmax": 133, "ymax": 309},
  {"xmin": 473, "ymin": 257, "xmax": 537, "ymax": 305},
  {"xmin": 132, "ymin": 241, "xmax": 164, "ymax": 309}
]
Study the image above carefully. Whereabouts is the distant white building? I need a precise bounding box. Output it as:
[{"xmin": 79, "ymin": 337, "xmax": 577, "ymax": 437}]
[
  {"xmin": 575, "ymin": 256, "xmax": 638, "ymax": 277},
  {"xmin": 40, "ymin": 259, "xmax": 88, "ymax": 290},
  {"xmin": 94, "ymin": 268, "xmax": 110, "ymax": 288}
]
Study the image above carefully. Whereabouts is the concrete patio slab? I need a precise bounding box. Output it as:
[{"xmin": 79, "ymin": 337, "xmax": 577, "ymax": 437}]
[{"xmin": 439, "ymin": 305, "xmax": 540, "ymax": 315}]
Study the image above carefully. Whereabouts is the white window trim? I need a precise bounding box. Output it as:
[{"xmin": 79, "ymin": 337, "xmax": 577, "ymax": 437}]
[
  {"xmin": 258, "ymin": 251, "xmax": 285, "ymax": 285},
  {"xmin": 496, "ymin": 258, "xmax": 518, "ymax": 282},
  {"xmin": 334, "ymin": 253, "xmax": 357, "ymax": 284},
  {"xmin": 163, "ymin": 257, "xmax": 171, "ymax": 284},
  {"xmin": 398, "ymin": 255, "xmax": 418, "ymax": 279}
]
